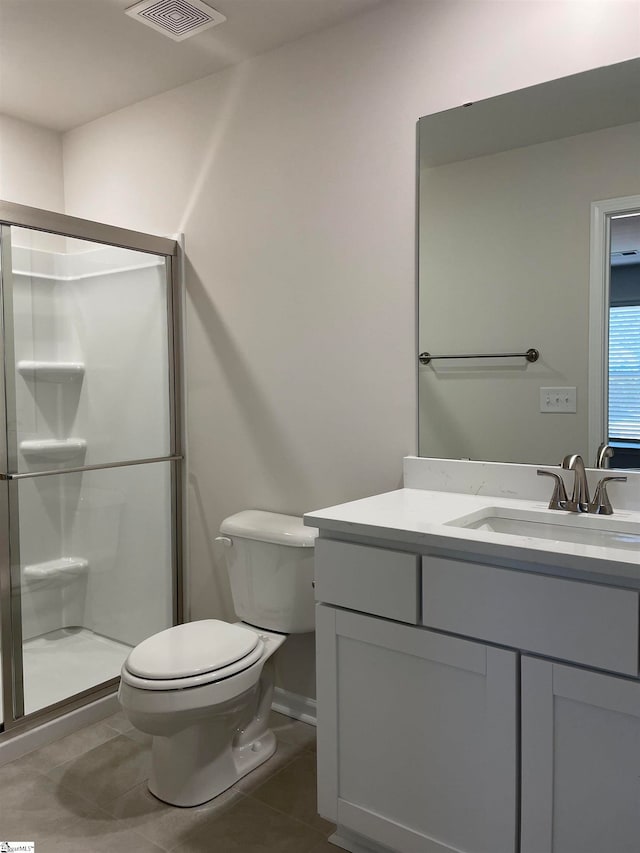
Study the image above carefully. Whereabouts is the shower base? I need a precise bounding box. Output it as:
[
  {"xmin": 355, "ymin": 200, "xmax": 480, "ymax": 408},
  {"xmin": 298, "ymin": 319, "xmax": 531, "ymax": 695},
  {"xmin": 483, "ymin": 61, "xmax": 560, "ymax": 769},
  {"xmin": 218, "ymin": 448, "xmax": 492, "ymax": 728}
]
[{"xmin": 1, "ymin": 627, "xmax": 132, "ymax": 721}]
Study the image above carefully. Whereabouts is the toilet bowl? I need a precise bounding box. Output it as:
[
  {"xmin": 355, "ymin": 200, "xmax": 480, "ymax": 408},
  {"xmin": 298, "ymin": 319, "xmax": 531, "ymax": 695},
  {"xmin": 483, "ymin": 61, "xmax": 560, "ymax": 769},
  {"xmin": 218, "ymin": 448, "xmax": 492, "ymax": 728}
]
[
  {"xmin": 118, "ymin": 510, "xmax": 317, "ymax": 807},
  {"xmin": 119, "ymin": 620, "xmax": 286, "ymax": 806}
]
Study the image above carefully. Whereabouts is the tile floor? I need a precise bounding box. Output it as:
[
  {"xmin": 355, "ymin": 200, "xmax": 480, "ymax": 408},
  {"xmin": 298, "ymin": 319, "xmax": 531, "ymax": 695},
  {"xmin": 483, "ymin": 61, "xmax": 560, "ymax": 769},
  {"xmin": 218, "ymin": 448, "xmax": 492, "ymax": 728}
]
[{"xmin": 0, "ymin": 710, "xmax": 336, "ymax": 852}]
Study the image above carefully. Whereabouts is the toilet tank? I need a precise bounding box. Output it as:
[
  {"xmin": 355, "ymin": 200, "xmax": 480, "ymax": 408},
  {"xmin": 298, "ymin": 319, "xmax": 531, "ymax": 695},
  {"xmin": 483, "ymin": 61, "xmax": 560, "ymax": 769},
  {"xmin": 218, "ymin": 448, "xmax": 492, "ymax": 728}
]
[{"xmin": 218, "ymin": 510, "xmax": 318, "ymax": 634}]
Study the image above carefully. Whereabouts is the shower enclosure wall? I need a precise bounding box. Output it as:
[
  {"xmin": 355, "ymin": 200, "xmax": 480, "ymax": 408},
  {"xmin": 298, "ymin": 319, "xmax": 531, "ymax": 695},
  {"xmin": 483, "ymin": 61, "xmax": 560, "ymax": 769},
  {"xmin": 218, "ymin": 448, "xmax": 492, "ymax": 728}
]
[{"xmin": 0, "ymin": 200, "xmax": 182, "ymax": 734}]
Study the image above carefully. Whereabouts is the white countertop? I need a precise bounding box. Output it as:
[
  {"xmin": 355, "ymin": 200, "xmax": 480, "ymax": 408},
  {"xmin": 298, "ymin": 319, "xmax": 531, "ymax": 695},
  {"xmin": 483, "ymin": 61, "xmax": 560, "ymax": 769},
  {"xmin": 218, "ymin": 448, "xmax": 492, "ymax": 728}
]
[{"xmin": 305, "ymin": 488, "xmax": 640, "ymax": 590}]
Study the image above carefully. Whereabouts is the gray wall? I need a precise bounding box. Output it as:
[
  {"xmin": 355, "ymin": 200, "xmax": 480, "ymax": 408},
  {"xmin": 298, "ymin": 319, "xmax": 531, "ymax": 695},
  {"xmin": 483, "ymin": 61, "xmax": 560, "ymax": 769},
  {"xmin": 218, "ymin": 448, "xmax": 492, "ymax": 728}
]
[{"xmin": 0, "ymin": 114, "xmax": 65, "ymax": 211}]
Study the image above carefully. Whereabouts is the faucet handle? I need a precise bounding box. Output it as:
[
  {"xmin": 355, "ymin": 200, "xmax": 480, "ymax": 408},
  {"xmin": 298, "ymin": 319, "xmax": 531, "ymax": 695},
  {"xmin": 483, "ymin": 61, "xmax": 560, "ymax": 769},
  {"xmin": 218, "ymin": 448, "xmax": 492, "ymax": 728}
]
[
  {"xmin": 588, "ymin": 475, "xmax": 627, "ymax": 515},
  {"xmin": 537, "ymin": 469, "xmax": 568, "ymax": 510}
]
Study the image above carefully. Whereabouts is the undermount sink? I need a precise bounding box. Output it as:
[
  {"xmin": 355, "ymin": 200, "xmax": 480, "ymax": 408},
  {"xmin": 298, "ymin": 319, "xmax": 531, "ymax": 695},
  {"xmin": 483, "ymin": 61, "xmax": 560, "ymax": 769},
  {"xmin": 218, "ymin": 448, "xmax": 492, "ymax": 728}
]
[{"xmin": 447, "ymin": 506, "xmax": 640, "ymax": 552}]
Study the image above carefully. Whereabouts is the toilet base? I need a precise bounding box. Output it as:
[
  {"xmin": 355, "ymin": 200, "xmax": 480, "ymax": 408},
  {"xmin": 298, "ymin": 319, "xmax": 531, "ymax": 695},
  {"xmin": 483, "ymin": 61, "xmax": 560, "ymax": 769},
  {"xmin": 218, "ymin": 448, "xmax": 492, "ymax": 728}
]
[
  {"xmin": 147, "ymin": 655, "xmax": 279, "ymax": 807},
  {"xmin": 148, "ymin": 726, "xmax": 277, "ymax": 808},
  {"xmin": 121, "ymin": 627, "xmax": 287, "ymax": 808}
]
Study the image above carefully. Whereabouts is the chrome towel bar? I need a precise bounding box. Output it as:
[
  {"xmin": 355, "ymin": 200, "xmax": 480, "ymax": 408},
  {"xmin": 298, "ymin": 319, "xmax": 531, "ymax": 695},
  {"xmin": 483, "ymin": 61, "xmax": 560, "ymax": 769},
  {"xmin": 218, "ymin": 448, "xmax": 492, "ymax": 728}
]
[{"xmin": 419, "ymin": 347, "xmax": 539, "ymax": 365}]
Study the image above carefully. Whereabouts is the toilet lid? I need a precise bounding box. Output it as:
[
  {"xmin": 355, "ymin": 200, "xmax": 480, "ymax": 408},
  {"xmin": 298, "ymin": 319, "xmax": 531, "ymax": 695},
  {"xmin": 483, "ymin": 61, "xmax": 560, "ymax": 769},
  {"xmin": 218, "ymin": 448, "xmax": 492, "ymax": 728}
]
[{"xmin": 125, "ymin": 620, "xmax": 260, "ymax": 680}]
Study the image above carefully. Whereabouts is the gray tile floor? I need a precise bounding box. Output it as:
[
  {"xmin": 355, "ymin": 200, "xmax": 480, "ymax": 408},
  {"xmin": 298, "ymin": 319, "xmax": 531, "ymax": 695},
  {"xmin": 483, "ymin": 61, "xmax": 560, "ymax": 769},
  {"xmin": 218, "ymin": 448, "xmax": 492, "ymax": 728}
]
[{"xmin": 0, "ymin": 711, "xmax": 336, "ymax": 852}]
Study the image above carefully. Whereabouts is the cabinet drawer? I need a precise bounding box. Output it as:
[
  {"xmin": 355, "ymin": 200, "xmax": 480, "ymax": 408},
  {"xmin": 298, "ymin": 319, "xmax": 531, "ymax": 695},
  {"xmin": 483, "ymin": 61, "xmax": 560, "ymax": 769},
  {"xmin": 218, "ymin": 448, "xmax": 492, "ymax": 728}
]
[
  {"xmin": 422, "ymin": 556, "xmax": 639, "ymax": 676},
  {"xmin": 315, "ymin": 539, "xmax": 419, "ymax": 623}
]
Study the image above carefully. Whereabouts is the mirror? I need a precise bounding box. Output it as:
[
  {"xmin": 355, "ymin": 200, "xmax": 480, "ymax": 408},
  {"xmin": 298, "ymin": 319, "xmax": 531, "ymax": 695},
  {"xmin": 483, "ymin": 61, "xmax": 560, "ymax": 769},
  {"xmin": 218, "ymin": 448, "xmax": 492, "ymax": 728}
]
[{"xmin": 418, "ymin": 58, "xmax": 640, "ymax": 468}]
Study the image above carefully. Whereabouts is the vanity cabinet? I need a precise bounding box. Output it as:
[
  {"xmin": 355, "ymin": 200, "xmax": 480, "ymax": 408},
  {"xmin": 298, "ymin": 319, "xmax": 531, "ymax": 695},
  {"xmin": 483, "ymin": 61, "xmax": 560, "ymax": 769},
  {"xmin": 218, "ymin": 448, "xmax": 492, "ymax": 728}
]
[
  {"xmin": 316, "ymin": 605, "xmax": 518, "ymax": 853},
  {"xmin": 520, "ymin": 656, "xmax": 640, "ymax": 853},
  {"xmin": 314, "ymin": 537, "xmax": 640, "ymax": 853}
]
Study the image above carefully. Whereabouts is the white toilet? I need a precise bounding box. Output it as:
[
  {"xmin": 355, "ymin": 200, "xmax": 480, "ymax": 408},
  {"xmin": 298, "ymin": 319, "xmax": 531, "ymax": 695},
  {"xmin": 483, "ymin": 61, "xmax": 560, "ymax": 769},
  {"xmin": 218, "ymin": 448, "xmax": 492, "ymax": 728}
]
[{"xmin": 118, "ymin": 510, "xmax": 317, "ymax": 807}]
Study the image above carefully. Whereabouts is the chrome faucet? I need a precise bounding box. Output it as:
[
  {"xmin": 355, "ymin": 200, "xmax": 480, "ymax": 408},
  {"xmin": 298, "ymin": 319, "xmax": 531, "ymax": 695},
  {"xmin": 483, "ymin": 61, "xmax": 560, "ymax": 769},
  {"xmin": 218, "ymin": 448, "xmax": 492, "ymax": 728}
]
[
  {"xmin": 561, "ymin": 454, "xmax": 590, "ymax": 512},
  {"xmin": 558, "ymin": 453, "xmax": 627, "ymax": 514}
]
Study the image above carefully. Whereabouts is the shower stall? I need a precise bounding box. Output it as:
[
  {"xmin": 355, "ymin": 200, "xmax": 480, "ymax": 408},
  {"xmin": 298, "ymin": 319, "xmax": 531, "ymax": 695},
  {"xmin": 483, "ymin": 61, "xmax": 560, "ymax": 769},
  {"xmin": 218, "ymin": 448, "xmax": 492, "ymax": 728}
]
[{"xmin": 0, "ymin": 200, "xmax": 183, "ymax": 735}]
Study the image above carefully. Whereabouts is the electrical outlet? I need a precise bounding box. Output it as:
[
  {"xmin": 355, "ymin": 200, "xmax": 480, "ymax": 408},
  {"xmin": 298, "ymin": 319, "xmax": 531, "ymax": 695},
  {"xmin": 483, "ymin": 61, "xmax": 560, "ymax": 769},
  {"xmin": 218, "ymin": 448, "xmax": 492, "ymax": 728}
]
[{"xmin": 540, "ymin": 387, "xmax": 577, "ymax": 413}]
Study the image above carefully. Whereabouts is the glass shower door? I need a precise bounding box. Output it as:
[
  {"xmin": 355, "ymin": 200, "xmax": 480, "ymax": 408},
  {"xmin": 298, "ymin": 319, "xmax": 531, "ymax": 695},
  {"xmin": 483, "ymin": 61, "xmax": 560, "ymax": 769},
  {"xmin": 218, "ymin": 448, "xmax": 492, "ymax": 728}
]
[{"xmin": 0, "ymin": 218, "xmax": 181, "ymax": 724}]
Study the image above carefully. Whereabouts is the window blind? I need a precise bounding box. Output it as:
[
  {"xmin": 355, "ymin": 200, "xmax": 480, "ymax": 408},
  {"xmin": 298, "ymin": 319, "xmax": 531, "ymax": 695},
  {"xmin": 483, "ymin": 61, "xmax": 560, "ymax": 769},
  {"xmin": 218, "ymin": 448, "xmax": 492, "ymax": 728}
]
[{"xmin": 609, "ymin": 305, "xmax": 640, "ymax": 441}]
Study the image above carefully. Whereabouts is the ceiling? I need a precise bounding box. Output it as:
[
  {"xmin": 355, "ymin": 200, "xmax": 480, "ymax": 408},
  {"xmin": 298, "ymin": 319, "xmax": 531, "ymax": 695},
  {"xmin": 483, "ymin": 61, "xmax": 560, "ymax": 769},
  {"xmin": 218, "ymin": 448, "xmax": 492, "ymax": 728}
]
[{"xmin": 0, "ymin": 0, "xmax": 385, "ymax": 132}]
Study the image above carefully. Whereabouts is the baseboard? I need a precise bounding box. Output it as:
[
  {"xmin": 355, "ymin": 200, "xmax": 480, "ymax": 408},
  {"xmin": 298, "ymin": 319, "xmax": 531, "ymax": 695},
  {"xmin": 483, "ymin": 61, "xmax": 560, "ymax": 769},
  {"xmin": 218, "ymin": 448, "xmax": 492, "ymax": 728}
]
[
  {"xmin": 329, "ymin": 829, "xmax": 395, "ymax": 853},
  {"xmin": 0, "ymin": 692, "xmax": 119, "ymax": 766},
  {"xmin": 271, "ymin": 687, "xmax": 317, "ymax": 726}
]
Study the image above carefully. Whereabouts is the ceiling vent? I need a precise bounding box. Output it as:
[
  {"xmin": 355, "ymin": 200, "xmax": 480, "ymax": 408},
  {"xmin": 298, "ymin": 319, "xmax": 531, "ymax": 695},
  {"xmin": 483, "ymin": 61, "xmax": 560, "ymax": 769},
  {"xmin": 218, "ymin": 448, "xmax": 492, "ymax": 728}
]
[{"xmin": 125, "ymin": 0, "xmax": 226, "ymax": 42}]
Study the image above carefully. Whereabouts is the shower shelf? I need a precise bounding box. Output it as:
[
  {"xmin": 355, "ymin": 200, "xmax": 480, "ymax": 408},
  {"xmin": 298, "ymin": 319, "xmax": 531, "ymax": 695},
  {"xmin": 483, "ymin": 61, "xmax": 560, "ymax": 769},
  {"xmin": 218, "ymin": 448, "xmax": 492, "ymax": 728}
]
[
  {"xmin": 23, "ymin": 557, "xmax": 89, "ymax": 590},
  {"xmin": 17, "ymin": 360, "xmax": 85, "ymax": 382},
  {"xmin": 19, "ymin": 438, "xmax": 87, "ymax": 463}
]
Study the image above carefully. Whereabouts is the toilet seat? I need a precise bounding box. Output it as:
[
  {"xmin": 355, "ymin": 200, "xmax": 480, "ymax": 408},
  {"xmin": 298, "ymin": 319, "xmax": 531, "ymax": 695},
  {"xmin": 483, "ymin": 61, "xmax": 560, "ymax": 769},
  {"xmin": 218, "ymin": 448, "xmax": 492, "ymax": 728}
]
[{"xmin": 121, "ymin": 620, "xmax": 265, "ymax": 691}]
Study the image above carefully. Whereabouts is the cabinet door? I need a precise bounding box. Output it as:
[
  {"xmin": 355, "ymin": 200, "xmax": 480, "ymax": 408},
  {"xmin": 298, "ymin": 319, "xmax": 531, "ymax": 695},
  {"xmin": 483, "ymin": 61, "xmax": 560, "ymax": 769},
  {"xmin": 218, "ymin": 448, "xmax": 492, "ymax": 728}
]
[
  {"xmin": 521, "ymin": 656, "xmax": 640, "ymax": 853},
  {"xmin": 316, "ymin": 605, "xmax": 517, "ymax": 853}
]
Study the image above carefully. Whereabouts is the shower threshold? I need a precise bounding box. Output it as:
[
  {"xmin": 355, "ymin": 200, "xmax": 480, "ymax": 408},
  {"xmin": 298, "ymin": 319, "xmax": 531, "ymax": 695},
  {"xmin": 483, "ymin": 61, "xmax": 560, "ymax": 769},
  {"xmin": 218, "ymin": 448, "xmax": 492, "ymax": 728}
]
[{"xmin": 1, "ymin": 627, "xmax": 132, "ymax": 722}]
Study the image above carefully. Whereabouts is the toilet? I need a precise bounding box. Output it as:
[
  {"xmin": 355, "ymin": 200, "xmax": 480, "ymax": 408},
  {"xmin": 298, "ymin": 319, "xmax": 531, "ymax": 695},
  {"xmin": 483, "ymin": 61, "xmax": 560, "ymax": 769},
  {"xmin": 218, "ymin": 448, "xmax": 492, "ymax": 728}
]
[{"xmin": 118, "ymin": 510, "xmax": 317, "ymax": 807}]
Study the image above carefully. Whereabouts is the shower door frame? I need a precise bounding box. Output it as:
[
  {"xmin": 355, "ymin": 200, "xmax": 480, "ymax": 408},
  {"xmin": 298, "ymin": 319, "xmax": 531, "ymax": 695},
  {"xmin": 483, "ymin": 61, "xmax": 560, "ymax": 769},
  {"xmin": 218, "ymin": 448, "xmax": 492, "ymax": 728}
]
[{"xmin": 0, "ymin": 200, "xmax": 185, "ymax": 735}]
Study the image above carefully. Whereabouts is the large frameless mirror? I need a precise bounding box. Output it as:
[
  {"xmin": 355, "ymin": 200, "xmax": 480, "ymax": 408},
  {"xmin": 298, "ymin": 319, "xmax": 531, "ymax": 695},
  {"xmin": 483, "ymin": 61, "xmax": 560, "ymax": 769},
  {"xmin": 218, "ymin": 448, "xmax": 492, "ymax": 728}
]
[{"xmin": 418, "ymin": 58, "xmax": 640, "ymax": 468}]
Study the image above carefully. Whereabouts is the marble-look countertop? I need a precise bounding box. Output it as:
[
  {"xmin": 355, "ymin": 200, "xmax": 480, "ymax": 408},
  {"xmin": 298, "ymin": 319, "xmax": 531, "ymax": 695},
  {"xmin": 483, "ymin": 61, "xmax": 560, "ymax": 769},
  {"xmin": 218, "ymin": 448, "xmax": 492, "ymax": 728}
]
[{"xmin": 305, "ymin": 488, "xmax": 640, "ymax": 590}]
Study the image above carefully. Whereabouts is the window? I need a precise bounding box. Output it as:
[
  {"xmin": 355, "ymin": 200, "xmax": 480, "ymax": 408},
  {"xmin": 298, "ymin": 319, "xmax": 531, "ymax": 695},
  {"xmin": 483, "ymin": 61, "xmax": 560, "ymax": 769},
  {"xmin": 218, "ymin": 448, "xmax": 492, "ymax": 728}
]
[{"xmin": 608, "ymin": 304, "xmax": 640, "ymax": 441}]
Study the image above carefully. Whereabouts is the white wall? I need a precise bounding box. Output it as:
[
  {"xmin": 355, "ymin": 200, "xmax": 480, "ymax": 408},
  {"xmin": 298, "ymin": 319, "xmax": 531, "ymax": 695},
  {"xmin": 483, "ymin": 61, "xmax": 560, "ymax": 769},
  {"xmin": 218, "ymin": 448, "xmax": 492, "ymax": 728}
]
[
  {"xmin": 61, "ymin": 0, "xmax": 640, "ymax": 698},
  {"xmin": 419, "ymin": 121, "xmax": 640, "ymax": 466},
  {"xmin": 0, "ymin": 114, "xmax": 65, "ymax": 211}
]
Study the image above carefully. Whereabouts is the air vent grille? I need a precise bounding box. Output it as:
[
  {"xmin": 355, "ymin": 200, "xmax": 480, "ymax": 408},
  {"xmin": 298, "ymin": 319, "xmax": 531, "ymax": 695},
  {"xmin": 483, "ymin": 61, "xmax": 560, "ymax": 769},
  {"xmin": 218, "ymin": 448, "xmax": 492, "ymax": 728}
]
[{"xmin": 126, "ymin": 0, "xmax": 226, "ymax": 41}]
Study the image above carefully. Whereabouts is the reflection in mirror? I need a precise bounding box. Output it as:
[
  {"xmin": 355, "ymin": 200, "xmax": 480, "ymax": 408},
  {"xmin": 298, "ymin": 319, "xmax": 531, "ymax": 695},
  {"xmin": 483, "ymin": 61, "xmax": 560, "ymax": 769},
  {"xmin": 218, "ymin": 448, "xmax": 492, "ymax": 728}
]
[
  {"xmin": 608, "ymin": 211, "xmax": 640, "ymax": 467},
  {"xmin": 418, "ymin": 58, "xmax": 640, "ymax": 468}
]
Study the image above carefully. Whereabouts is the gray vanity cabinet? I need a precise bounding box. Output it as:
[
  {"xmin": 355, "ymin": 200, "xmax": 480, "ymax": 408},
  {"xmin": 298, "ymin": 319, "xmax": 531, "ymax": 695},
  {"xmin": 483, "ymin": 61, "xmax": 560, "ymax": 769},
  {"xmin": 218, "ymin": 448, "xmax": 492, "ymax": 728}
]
[
  {"xmin": 314, "ymin": 536, "xmax": 640, "ymax": 853},
  {"xmin": 316, "ymin": 606, "xmax": 518, "ymax": 853},
  {"xmin": 520, "ymin": 656, "xmax": 640, "ymax": 853}
]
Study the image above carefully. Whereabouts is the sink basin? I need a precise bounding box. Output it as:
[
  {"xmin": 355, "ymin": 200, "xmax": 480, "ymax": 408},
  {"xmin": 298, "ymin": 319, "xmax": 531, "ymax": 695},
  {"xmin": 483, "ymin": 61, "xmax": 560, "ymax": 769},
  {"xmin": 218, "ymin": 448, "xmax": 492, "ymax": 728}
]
[{"xmin": 447, "ymin": 506, "xmax": 640, "ymax": 552}]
